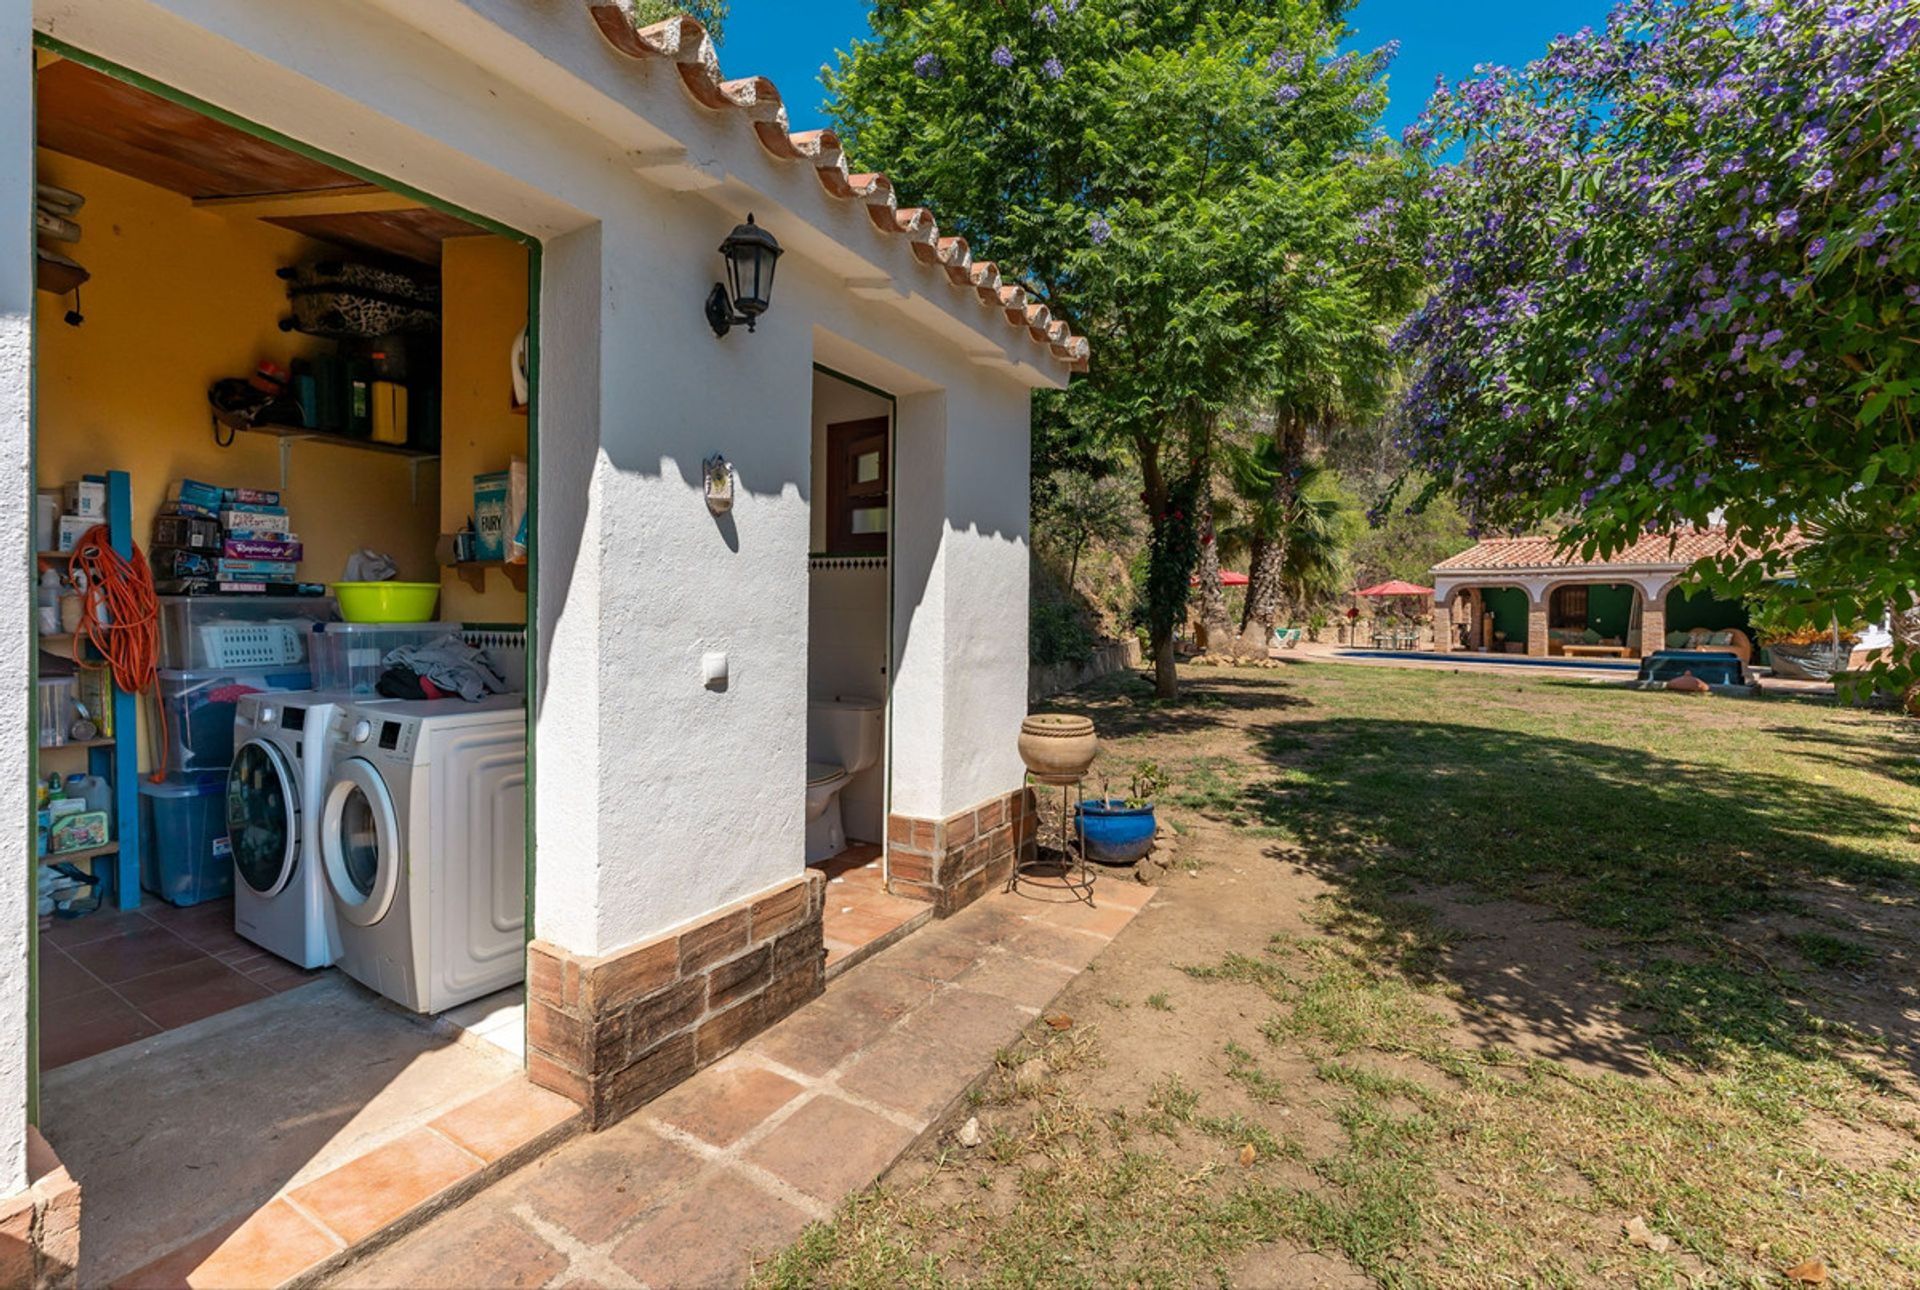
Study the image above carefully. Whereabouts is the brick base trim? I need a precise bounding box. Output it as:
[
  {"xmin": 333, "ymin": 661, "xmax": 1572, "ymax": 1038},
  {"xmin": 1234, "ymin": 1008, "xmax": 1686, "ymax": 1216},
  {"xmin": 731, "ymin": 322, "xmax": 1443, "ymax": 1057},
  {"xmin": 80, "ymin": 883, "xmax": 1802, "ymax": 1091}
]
[
  {"xmin": 0, "ymin": 1130, "xmax": 80, "ymax": 1289},
  {"xmin": 526, "ymin": 871, "xmax": 826, "ymax": 1128},
  {"xmin": 886, "ymin": 786, "xmax": 1036, "ymax": 917}
]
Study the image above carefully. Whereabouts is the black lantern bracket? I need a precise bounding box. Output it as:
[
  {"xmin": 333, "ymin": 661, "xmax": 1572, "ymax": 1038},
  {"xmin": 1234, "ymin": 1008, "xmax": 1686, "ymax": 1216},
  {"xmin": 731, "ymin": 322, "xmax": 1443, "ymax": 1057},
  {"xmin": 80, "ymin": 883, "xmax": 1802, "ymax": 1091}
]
[{"xmin": 707, "ymin": 212, "xmax": 783, "ymax": 338}]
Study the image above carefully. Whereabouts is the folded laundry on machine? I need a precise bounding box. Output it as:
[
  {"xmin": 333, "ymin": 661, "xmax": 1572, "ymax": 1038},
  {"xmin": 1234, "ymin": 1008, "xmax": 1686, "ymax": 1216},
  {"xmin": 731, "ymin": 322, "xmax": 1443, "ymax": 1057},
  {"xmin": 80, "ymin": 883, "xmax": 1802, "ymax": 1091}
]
[{"xmin": 378, "ymin": 634, "xmax": 511, "ymax": 702}]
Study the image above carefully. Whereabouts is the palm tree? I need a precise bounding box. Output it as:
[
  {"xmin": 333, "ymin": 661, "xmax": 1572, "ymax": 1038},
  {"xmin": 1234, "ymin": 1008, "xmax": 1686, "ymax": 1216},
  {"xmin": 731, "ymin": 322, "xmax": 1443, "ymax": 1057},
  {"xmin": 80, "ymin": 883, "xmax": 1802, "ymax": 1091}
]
[{"xmin": 1221, "ymin": 442, "xmax": 1347, "ymax": 641}]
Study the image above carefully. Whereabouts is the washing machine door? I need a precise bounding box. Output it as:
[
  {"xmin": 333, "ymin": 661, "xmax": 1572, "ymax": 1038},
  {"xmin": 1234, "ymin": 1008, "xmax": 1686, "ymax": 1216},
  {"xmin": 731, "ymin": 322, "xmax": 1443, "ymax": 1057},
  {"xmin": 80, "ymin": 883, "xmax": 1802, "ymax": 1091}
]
[
  {"xmin": 321, "ymin": 758, "xmax": 402, "ymax": 926},
  {"xmin": 228, "ymin": 739, "xmax": 299, "ymax": 899}
]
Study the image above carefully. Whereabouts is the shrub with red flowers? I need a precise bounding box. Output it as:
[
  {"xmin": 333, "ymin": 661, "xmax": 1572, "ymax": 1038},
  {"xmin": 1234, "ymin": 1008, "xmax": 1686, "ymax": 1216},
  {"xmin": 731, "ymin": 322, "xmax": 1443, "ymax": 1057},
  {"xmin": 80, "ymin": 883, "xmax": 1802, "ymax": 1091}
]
[{"xmin": 1392, "ymin": 0, "xmax": 1920, "ymax": 700}]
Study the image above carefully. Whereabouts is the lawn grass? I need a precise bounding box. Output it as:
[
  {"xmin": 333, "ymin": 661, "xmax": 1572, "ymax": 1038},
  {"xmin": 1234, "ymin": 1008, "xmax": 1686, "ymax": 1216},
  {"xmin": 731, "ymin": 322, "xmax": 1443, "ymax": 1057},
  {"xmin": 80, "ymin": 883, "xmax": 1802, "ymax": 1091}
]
[{"xmin": 754, "ymin": 663, "xmax": 1920, "ymax": 1288}]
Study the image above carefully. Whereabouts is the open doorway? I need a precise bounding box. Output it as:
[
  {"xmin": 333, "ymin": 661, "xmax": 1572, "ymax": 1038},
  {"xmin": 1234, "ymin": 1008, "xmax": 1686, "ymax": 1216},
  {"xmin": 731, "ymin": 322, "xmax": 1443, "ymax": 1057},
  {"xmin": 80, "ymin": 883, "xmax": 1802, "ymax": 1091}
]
[
  {"xmin": 805, "ymin": 368, "xmax": 928, "ymax": 975},
  {"xmin": 31, "ymin": 49, "xmax": 556, "ymax": 1283}
]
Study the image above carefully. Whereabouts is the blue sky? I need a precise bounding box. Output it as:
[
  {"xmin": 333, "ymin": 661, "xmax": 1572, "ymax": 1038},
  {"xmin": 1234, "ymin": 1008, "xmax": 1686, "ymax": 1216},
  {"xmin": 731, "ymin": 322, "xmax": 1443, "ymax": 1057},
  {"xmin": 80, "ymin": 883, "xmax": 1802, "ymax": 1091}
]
[{"xmin": 723, "ymin": 0, "xmax": 1612, "ymax": 136}]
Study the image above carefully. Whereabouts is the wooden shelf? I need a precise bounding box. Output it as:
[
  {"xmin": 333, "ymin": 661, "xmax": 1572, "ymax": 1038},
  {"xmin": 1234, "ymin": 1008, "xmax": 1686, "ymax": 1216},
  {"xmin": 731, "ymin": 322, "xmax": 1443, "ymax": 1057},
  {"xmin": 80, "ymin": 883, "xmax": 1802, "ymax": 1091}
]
[
  {"xmin": 446, "ymin": 560, "xmax": 527, "ymax": 594},
  {"xmin": 241, "ymin": 422, "xmax": 440, "ymax": 462},
  {"xmin": 40, "ymin": 738, "xmax": 115, "ymax": 752},
  {"xmin": 42, "ymin": 841, "xmax": 117, "ymax": 865}
]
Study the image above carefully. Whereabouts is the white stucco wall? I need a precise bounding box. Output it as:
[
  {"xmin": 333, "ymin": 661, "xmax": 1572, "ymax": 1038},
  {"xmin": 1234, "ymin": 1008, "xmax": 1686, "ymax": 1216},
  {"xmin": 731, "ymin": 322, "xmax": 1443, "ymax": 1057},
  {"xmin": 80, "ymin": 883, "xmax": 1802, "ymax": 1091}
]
[
  {"xmin": 25, "ymin": 0, "xmax": 1049, "ymax": 966},
  {"xmin": 0, "ymin": 0, "xmax": 31, "ymax": 1198}
]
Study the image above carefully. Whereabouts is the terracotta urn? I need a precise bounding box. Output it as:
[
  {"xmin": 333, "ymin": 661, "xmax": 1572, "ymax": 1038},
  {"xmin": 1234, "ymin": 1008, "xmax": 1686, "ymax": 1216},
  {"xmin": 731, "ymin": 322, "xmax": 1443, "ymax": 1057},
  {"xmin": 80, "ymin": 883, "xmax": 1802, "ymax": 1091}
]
[{"xmin": 1019, "ymin": 714, "xmax": 1098, "ymax": 784}]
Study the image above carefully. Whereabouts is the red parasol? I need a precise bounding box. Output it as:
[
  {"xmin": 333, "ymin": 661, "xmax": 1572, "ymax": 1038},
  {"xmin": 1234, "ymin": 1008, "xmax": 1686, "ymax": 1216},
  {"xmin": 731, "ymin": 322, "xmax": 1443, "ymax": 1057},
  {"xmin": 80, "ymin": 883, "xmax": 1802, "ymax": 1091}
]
[
  {"xmin": 1355, "ymin": 580, "xmax": 1433, "ymax": 598},
  {"xmin": 1191, "ymin": 570, "xmax": 1250, "ymax": 586}
]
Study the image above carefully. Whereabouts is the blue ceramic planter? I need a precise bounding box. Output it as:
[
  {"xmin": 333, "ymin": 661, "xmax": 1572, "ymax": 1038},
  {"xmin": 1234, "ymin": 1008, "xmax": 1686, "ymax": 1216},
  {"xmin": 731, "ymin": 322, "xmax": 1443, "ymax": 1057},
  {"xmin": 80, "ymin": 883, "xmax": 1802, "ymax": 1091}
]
[{"xmin": 1075, "ymin": 800, "xmax": 1157, "ymax": 864}]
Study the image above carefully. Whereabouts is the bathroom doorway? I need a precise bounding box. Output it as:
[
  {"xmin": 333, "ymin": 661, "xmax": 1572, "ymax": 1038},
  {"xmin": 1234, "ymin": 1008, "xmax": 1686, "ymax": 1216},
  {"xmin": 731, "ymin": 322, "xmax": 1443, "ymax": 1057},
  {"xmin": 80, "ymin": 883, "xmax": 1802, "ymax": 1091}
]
[{"xmin": 806, "ymin": 368, "xmax": 928, "ymax": 974}]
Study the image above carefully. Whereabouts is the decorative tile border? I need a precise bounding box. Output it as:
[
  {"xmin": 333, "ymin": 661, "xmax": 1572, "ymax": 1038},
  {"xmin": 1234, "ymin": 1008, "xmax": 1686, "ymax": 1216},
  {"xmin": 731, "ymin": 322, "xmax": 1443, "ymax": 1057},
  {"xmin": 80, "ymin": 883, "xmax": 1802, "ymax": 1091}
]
[
  {"xmin": 527, "ymin": 872, "xmax": 828, "ymax": 1128},
  {"xmin": 886, "ymin": 786, "xmax": 1037, "ymax": 917}
]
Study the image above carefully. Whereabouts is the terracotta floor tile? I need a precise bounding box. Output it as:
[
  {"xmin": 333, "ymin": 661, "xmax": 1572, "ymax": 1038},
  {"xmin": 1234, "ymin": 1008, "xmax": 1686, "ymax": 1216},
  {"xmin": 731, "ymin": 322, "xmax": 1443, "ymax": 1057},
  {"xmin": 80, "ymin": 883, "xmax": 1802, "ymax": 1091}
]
[
  {"xmin": 113, "ymin": 957, "xmax": 273, "ymax": 1031},
  {"xmin": 327, "ymin": 1205, "xmax": 564, "ymax": 1290},
  {"xmin": 942, "ymin": 898, "xmax": 1036, "ymax": 947},
  {"xmin": 848, "ymin": 891, "xmax": 931, "ymax": 924},
  {"xmin": 39, "ymin": 987, "xmax": 159, "ymax": 1070},
  {"xmin": 1023, "ymin": 895, "xmax": 1143, "ymax": 939},
  {"xmin": 430, "ymin": 1078, "xmax": 579, "ymax": 1164},
  {"xmin": 612, "ymin": 1167, "xmax": 811, "ymax": 1287},
  {"xmin": 836, "ymin": 1028, "xmax": 978, "ymax": 1123},
  {"xmin": 824, "ymin": 942, "xmax": 855, "ymax": 968},
  {"xmin": 742, "ymin": 1094, "xmax": 915, "ymax": 1203},
  {"xmin": 897, "ymin": 986, "xmax": 1030, "ymax": 1061},
  {"xmin": 645, "ymin": 1061, "xmax": 805, "ymax": 1148},
  {"xmin": 115, "ymin": 1198, "xmax": 339, "ymax": 1290},
  {"xmin": 956, "ymin": 950, "xmax": 1078, "ymax": 1010},
  {"xmin": 514, "ymin": 1119, "xmax": 704, "ymax": 1247},
  {"xmin": 827, "ymin": 964, "xmax": 942, "ymax": 1026},
  {"xmin": 37, "ymin": 945, "xmax": 101, "ymax": 1004},
  {"xmin": 750, "ymin": 997, "xmax": 889, "ymax": 1078},
  {"xmin": 63, "ymin": 924, "xmax": 205, "ymax": 985},
  {"xmin": 1002, "ymin": 921, "xmax": 1109, "ymax": 971},
  {"xmin": 287, "ymin": 1128, "xmax": 481, "ymax": 1245},
  {"xmin": 1090, "ymin": 879, "xmax": 1157, "ymax": 912},
  {"xmin": 41, "ymin": 906, "xmax": 152, "ymax": 950},
  {"xmin": 871, "ymin": 929, "xmax": 983, "ymax": 983},
  {"xmin": 824, "ymin": 906, "xmax": 914, "ymax": 948}
]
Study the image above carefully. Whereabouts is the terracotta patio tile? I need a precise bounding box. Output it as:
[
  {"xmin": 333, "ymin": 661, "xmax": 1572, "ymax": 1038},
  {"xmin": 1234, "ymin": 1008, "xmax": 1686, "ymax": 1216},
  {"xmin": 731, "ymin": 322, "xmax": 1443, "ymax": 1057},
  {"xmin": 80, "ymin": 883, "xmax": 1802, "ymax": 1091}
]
[
  {"xmin": 430, "ymin": 1078, "xmax": 580, "ymax": 1164},
  {"xmin": 824, "ymin": 941, "xmax": 856, "ymax": 969},
  {"xmin": 115, "ymin": 1198, "xmax": 339, "ymax": 1289},
  {"xmin": 1002, "ymin": 921, "xmax": 1110, "ymax": 971},
  {"xmin": 113, "ymin": 957, "xmax": 272, "ymax": 1031},
  {"xmin": 742, "ymin": 1094, "xmax": 915, "ymax": 1203},
  {"xmin": 62, "ymin": 924, "xmax": 204, "ymax": 985},
  {"xmin": 1021, "ymin": 895, "xmax": 1142, "ymax": 939},
  {"xmin": 287, "ymin": 1128, "xmax": 481, "ymax": 1245},
  {"xmin": 824, "ymin": 906, "xmax": 915, "ymax": 948},
  {"xmin": 836, "ymin": 1027, "xmax": 979, "ymax": 1123},
  {"xmin": 611, "ymin": 1167, "xmax": 811, "ymax": 1287},
  {"xmin": 872, "ymin": 929, "xmax": 983, "ymax": 983},
  {"xmin": 514, "ymin": 1119, "xmax": 704, "ymax": 1247},
  {"xmin": 939, "ymin": 899, "xmax": 1033, "ymax": 947},
  {"xmin": 36, "ymin": 945, "xmax": 101, "ymax": 1004},
  {"xmin": 956, "ymin": 950, "xmax": 1078, "ymax": 1010},
  {"xmin": 897, "ymin": 986, "xmax": 1030, "ymax": 1061},
  {"xmin": 41, "ymin": 906, "xmax": 152, "ymax": 950},
  {"xmin": 1090, "ymin": 880, "xmax": 1156, "ymax": 912},
  {"xmin": 749, "ymin": 996, "xmax": 891, "ymax": 1078},
  {"xmin": 327, "ymin": 1204, "xmax": 565, "ymax": 1290},
  {"xmin": 644, "ymin": 1060, "xmax": 805, "ymax": 1148},
  {"xmin": 847, "ymin": 891, "xmax": 931, "ymax": 924},
  {"xmin": 39, "ymin": 987, "xmax": 159, "ymax": 1070}
]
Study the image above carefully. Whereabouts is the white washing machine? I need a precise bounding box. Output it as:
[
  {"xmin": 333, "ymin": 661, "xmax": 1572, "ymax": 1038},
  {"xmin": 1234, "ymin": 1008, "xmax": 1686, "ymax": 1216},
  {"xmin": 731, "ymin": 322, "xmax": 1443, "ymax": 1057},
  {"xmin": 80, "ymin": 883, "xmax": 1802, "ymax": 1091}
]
[
  {"xmin": 229, "ymin": 692, "xmax": 368, "ymax": 968},
  {"xmin": 319, "ymin": 694, "xmax": 527, "ymax": 1014}
]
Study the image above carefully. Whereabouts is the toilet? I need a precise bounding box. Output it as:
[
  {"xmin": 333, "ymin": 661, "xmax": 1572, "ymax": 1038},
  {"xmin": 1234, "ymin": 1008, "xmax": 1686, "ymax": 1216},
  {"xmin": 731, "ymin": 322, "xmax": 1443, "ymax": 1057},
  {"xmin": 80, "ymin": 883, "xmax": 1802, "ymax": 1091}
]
[{"xmin": 806, "ymin": 696, "xmax": 884, "ymax": 863}]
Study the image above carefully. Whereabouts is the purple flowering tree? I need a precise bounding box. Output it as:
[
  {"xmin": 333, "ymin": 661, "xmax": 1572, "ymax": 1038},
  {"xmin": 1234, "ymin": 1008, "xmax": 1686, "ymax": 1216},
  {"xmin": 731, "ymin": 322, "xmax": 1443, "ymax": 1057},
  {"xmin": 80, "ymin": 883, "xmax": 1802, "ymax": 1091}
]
[
  {"xmin": 830, "ymin": 0, "xmax": 1420, "ymax": 696},
  {"xmin": 1393, "ymin": 0, "xmax": 1920, "ymax": 705}
]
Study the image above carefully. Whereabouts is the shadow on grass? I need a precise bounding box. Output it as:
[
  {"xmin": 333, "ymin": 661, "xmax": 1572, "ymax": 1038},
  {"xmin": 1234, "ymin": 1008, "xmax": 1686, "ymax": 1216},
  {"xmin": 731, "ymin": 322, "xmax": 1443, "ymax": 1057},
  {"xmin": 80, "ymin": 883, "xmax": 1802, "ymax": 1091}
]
[
  {"xmin": 1037, "ymin": 669, "xmax": 1314, "ymax": 741},
  {"xmin": 1234, "ymin": 717, "xmax": 1919, "ymax": 1086}
]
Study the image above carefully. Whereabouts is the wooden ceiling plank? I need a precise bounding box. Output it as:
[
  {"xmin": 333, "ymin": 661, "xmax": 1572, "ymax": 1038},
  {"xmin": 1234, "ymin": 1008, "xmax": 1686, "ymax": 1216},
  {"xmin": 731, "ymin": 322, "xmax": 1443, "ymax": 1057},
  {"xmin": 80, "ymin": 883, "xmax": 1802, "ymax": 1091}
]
[{"xmin": 194, "ymin": 184, "xmax": 426, "ymax": 220}]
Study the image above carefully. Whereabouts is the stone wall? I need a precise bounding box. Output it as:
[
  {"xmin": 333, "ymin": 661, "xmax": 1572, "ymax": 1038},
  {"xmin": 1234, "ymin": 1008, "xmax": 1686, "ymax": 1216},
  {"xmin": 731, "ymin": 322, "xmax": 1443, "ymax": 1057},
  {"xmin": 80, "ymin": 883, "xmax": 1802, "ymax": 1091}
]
[
  {"xmin": 1029, "ymin": 638, "xmax": 1142, "ymax": 703},
  {"xmin": 526, "ymin": 872, "xmax": 825, "ymax": 1128},
  {"xmin": 887, "ymin": 786, "xmax": 1037, "ymax": 916}
]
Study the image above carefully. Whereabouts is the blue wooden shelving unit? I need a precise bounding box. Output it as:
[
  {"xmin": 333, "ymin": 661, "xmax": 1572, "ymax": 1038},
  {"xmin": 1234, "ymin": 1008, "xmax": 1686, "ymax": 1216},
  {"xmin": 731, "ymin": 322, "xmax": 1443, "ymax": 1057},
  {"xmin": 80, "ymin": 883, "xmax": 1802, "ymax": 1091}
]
[{"xmin": 38, "ymin": 469, "xmax": 142, "ymax": 911}]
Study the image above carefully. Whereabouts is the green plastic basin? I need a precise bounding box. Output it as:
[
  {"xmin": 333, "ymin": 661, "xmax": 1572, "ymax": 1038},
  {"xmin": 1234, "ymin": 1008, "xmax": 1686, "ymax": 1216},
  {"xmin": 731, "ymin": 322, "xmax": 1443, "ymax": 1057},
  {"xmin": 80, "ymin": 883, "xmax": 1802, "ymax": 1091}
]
[{"xmin": 330, "ymin": 581, "xmax": 443, "ymax": 624}]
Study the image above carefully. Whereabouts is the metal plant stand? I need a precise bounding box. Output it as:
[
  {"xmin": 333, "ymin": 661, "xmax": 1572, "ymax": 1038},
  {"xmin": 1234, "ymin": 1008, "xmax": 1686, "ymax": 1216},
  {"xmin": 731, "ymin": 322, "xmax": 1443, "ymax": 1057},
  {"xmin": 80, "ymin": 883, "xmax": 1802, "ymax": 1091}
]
[{"xmin": 1007, "ymin": 772, "xmax": 1096, "ymax": 907}]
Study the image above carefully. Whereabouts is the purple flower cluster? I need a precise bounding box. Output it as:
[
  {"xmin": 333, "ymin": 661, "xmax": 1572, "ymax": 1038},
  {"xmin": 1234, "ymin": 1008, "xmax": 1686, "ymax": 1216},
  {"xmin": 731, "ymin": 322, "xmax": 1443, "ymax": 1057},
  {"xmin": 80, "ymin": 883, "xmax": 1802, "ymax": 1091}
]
[
  {"xmin": 913, "ymin": 52, "xmax": 944, "ymax": 80},
  {"xmin": 992, "ymin": 44, "xmax": 1015, "ymax": 69},
  {"xmin": 1387, "ymin": 0, "xmax": 1920, "ymax": 544}
]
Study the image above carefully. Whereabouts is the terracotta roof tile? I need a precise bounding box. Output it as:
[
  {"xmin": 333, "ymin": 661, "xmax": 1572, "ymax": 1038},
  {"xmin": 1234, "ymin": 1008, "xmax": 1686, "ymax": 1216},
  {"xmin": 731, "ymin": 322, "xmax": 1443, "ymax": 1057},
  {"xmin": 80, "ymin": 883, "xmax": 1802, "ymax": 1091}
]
[
  {"xmin": 586, "ymin": 5, "xmax": 1090, "ymax": 374},
  {"xmin": 1433, "ymin": 527, "xmax": 1797, "ymax": 574}
]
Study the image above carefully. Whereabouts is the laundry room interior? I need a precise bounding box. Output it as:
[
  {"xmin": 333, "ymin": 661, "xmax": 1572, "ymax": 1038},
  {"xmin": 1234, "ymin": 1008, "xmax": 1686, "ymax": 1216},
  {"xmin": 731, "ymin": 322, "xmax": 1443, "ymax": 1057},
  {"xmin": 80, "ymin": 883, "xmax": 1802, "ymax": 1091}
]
[{"xmin": 29, "ymin": 52, "xmax": 547, "ymax": 1283}]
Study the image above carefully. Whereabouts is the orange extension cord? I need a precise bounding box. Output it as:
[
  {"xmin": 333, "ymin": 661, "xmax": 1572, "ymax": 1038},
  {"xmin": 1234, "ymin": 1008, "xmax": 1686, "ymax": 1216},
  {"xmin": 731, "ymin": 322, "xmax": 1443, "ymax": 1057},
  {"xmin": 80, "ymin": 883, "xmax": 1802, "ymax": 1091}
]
[{"xmin": 64, "ymin": 525, "xmax": 169, "ymax": 781}]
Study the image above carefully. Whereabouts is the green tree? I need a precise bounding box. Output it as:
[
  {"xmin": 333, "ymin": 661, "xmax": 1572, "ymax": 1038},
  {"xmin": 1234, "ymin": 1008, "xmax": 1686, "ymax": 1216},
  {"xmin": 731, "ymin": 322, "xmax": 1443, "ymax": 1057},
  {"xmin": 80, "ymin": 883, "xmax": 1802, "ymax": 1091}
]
[
  {"xmin": 829, "ymin": 0, "xmax": 1419, "ymax": 696},
  {"xmin": 1391, "ymin": 0, "xmax": 1920, "ymax": 702},
  {"xmin": 627, "ymin": 0, "xmax": 728, "ymax": 43}
]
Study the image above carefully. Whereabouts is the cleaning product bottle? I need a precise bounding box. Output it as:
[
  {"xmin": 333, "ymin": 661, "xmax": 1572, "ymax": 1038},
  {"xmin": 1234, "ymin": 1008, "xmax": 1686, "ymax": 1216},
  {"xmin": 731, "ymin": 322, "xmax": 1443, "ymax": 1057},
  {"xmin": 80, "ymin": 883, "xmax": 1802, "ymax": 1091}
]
[{"xmin": 65, "ymin": 774, "xmax": 110, "ymax": 819}]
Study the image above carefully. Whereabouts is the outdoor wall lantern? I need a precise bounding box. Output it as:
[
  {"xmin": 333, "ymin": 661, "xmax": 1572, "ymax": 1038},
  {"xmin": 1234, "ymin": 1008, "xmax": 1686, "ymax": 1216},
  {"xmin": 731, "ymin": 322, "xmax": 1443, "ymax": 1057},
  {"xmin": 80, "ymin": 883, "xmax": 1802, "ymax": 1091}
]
[{"xmin": 706, "ymin": 213, "xmax": 783, "ymax": 338}]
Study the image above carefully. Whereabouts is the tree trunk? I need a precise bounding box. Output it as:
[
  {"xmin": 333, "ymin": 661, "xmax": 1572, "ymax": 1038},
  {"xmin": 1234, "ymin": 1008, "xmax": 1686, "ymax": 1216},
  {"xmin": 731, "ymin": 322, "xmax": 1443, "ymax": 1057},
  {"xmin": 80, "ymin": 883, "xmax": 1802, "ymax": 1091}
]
[
  {"xmin": 1193, "ymin": 471, "xmax": 1229, "ymax": 651},
  {"xmin": 1238, "ymin": 410, "xmax": 1307, "ymax": 647},
  {"xmin": 1138, "ymin": 436, "xmax": 1180, "ymax": 701}
]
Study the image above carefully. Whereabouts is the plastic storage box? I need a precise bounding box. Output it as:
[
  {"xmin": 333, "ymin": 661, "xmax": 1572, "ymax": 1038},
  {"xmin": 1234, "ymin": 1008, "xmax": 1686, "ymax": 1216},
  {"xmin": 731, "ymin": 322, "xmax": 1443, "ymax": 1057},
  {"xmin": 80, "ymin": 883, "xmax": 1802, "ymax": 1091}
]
[
  {"xmin": 138, "ymin": 774, "xmax": 232, "ymax": 907},
  {"xmin": 157, "ymin": 667, "xmax": 313, "ymax": 774},
  {"xmin": 308, "ymin": 622, "xmax": 459, "ymax": 695},
  {"xmin": 157, "ymin": 595, "xmax": 336, "ymax": 671}
]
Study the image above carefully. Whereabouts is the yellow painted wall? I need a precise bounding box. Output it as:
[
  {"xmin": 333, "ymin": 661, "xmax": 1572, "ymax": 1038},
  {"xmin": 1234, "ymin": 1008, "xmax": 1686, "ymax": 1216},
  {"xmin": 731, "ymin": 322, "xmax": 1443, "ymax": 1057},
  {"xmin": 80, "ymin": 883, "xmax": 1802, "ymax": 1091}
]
[
  {"xmin": 34, "ymin": 150, "xmax": 442, "ymax": 589},
  {"xmin": 437, "ymin": 236, "xmax": 530, "ymax": 623}
]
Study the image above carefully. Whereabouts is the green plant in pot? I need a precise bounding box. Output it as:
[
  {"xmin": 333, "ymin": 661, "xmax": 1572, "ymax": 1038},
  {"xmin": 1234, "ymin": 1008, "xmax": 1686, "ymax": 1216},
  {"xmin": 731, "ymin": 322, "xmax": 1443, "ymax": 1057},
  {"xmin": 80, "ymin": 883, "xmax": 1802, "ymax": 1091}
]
[{"xmin": 1077, "ymin": 762, "xmax": 1160, "ymax": 864}]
